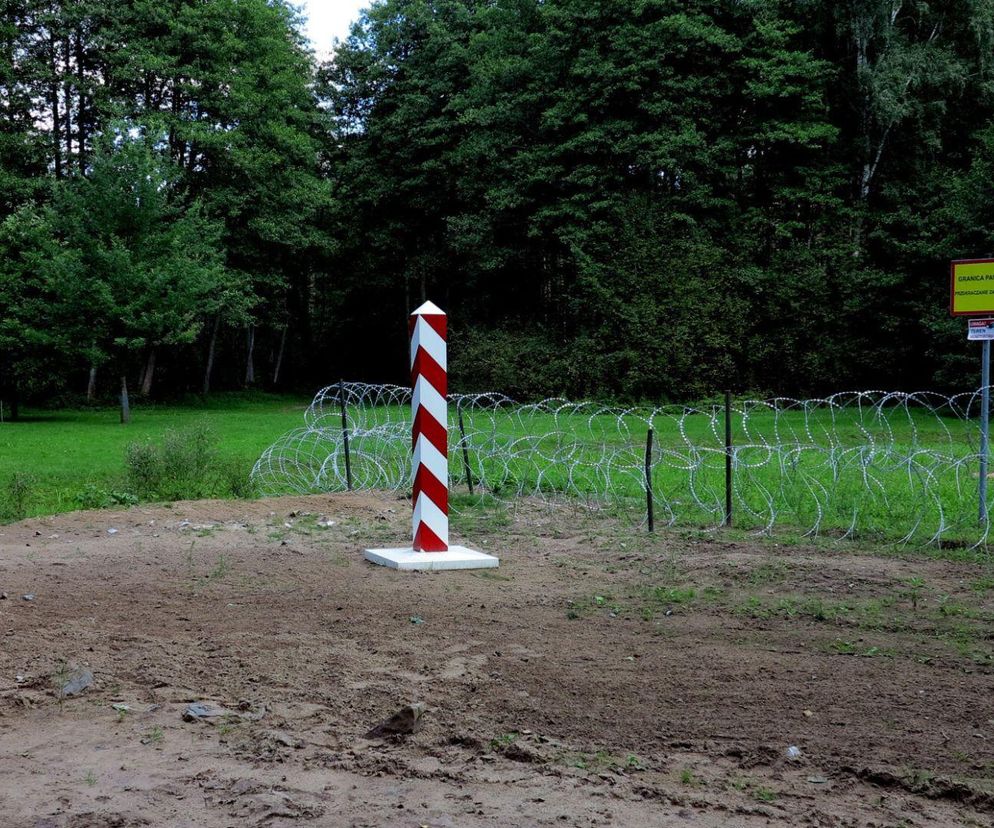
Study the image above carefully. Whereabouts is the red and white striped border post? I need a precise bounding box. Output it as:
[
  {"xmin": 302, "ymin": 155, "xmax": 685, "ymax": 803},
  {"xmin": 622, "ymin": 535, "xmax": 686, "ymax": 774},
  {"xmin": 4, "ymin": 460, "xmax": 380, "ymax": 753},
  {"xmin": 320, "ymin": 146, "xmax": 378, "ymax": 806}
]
[
  {"xmin": 409, "ymin": 301, "xmax": 448, "ymax": 552},
  {"xmin": 363, "ymin": 301, "xmax": 497, "ymax": 570}
]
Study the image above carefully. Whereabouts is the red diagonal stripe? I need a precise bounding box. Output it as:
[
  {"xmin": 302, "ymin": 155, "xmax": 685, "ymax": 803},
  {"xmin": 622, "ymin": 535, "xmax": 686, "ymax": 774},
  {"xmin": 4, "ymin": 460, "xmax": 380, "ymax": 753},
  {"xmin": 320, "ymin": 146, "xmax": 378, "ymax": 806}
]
[
  {"xmin": 412, "ymin": 406, "xmax": 447, "ymax": 452},
  {"xmin": 421, "ymin": 313, "xmax": 446, "ymax": 339},
  {"xmin": 414, "ymin": 521, "xmax": 448, "ymax": 553},
  {"xmin": 411, "ymin": 345, "xmax": 447, "ymax": 394},
  {"xmin": 408, "ymin": 313, "xmax": 447, "ymax": 340},
  {"xmin": 413, "ymin": 466, "xmax": 448, "ymax": 513}
]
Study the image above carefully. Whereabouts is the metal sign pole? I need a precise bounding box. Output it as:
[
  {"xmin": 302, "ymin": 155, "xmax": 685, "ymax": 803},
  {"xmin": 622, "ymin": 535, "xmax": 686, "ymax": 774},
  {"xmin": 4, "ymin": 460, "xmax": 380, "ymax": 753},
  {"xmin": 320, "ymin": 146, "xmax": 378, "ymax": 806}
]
[{"xmin": 982, "ymin": 341, "xmax": 991, "ymax": 525}]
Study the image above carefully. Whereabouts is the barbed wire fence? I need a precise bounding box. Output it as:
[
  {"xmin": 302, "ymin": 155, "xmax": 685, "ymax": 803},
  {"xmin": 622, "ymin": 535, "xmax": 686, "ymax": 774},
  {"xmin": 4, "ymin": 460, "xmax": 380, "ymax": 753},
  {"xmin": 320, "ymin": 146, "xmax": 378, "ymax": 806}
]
[{"xmin": 250, "ymin": 382, "xmax": 994, "ymax": 548}]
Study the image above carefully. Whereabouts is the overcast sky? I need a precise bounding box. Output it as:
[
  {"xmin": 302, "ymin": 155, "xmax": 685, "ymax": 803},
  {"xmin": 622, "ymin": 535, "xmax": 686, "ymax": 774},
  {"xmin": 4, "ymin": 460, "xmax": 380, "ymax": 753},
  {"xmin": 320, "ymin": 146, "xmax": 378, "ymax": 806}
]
[{"xmin": 298, "ymin": 1, "xmax": 368, "ymax": 56}]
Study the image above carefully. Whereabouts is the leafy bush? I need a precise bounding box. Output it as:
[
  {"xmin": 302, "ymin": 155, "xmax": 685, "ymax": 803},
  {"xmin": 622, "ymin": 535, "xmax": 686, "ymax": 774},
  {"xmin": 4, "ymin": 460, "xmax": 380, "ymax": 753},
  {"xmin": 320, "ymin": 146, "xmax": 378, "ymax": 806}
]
[
  {"xmin": 123, "ymin": 421, "xmax": 253, "ymax": 502},
  {"xmin": 125, "ymin": 440, "xmax": 163, "ymax": 496},
  {"xmin": 125, "ymin": 421, "xmax": 220, "ymax": 500},
  {"xmin": 74, "ymin": 484, "xmax": 139, "ymax": 510},
  {"xmin": 1, "ymin": 472, "xmax": 35, "ymax": 521},
  {"xmin": 220, "ymin": 460, "xmax": 256, "ymax": 499}
]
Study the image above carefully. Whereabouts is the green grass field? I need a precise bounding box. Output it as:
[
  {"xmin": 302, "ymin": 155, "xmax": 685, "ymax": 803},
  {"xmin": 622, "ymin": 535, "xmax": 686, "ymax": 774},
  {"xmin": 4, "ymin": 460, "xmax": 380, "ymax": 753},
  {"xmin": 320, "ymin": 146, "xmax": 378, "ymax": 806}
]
[{"xmin": 0, "ymin": 393, "xmax": 310, "ymax": 520}]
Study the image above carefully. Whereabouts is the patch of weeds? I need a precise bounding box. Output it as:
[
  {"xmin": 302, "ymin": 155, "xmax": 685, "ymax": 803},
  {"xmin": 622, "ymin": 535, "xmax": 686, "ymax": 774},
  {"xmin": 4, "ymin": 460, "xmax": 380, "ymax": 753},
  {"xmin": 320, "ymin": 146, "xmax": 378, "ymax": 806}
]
[
  {"xmin": 901, "ymin": 767, "xmax": 936, "ymax": 789},
  {"xmin": 970, "ymin": 574, "xmax": 994, "ymax": 593},
  {"xmin": 489, "ymin": 732, "xmax": 518, "ymax": 751},
  {"xmin": 737, "ymin": 595, "xmax": 852, "ymax": 623},
  {"xmin": 125, "ymin": 420, "xmax": 222, "ymax": 501},
  {"xmin": 753, "ymin": 786, "xmax": 778, "ymax": 803},
  {"xmin": 83, "ymin": 770, "xmax": 98, "ymax": 786},
  {"xmin": 1, "ymin": 471, "xmax": 35, "ymax": 521},
  {"xmin": 679, "ymin": 767, "xmax": 702, "ymax": 787},
  {"xmin": 450, "ymin": 494, "xmax": 512, "ymax": 534},
  {"xmin": 650, "ymin": 586, "xmax": 697, "ymax": 605},
  {"xmin": 829, "ymin": 639, "xmax": 892, "ymax": 657},
  {"xmin": 903, "ymin": 577, "xmax": 927, "ymax": 611},
  {"xmin": 737, "ymin": 595, "xmax": 765, "ymax": 617},
  {"xmin": 205, "ymin": 553, "xmax": 231, "ymax": 583},
  {"xmin": 52, "ymin": 661, "xmax": 72, "ymax": 709},
  {"xmin": 936, "ymin": 595, "xmax": 971, "ymax": 617},
  {"xmin": 747, "ymin": 559, "xmax": 790, "ymax": 585},
  {"xmin": 74, "ymin": 485, "xmax": 139, "ymax": 510},
  {"xmin": 623, "ymin": 754, "xmax": 645, "ymax": 771},
  {"xmin": 470, "ymin": 569, "xmax": 512, "ymax": 581},
  {"xmin": 143, "ymin": 726, "xmax": 164, "ymax": 745},
  {"xmin": 563, "ymin": 750, "xmax": 619, "ymax": 771},
  {"xmin": 221, "ymin": 460, "xmax": 255, "ymax": 499},
  {"xmin": 800, "ymin": 597, "xmax": 852, "ymax": 622}
]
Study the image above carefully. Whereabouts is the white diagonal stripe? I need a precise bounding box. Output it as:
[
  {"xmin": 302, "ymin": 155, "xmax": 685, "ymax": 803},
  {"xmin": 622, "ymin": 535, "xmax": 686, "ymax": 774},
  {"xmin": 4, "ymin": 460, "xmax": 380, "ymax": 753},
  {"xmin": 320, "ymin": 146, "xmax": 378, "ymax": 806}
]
[
  {"xmin": 414, "ymin": 433, "xmax": 448, "ymax": 485},
  {"xmin": 414, "ymin": 492, "xmax": 449, "ymax": 546},
  {"xmin": 412, "ymin": 375, "xmax": 447, "ymax": 426},
  {"xmin": 409, "ymin": 315, "xmax": 447, "ymax": 371}
]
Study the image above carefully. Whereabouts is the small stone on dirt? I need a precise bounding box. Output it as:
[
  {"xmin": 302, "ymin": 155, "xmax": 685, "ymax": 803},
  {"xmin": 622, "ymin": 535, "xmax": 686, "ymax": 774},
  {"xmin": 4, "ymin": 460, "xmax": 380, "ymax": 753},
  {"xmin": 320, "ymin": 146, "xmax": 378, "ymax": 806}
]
[
  {"xmin": 263, "ymin": 728, "xmax": 302, "ymax": 748},
  {"xmin": 409, "ymin": 616, "xmax": 424, "ymax": 625},
  {"xmin": 807, "ymin": 775, "xmax": 829, "ymax": 784},
  {"xmin": 58, "ymin": 667, "xmax": 94, "ymax": 698},
  {"xmin": 786, "ymin": 745, "xmax": 803, "ymax": 760},
  {"xmin": 107, "ymin": 528, "xmax": 118, "ymax": 535},
  {"xmin": 22, "ymin": 594, "xmax": 34, "ymax": 601},
  {"xmin": 183, "ymin": 701, "xmax": 235, "ymax": 722},
  {"xmin": 366, "ymin": 703, "xmax": 426, "ymax": 739}
]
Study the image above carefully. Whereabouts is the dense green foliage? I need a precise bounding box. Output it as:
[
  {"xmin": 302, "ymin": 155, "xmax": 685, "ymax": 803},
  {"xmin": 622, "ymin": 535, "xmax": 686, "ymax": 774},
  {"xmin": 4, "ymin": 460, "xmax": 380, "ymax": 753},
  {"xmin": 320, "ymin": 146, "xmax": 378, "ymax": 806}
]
[{"xmin": 2, "ymin": 0, "xmax": 994, "ymax": 404}]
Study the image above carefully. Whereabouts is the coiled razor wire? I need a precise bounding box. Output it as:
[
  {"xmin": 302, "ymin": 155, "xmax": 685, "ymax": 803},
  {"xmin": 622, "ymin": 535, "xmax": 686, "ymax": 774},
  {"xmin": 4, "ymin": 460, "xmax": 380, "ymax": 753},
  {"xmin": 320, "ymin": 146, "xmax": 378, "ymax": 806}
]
[{"xmin": 251, "ymin": 383, "xmax": 994, "ymax": 548}]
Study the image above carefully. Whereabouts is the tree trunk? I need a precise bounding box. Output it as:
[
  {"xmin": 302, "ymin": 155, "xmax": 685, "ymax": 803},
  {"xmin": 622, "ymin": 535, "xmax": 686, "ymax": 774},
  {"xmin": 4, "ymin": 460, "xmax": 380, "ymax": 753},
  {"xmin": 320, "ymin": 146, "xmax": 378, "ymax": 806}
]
[
  {"xmin": 49, "ymin": 81, "xmax": 62, "ymax": 178},
  {"xmin": 140, "ymin": 349, "xmax": 156, "ymax": 396},
  {"xmin": 244, "ymin": 325, "xmax": 256, "ymax": 386},
  {"xmin": 273, "ymin": 325, "xmax": 287, "ymax": 386},
  {"xmin": 120, "ymin": 375, "xmax": 130, "ymax": 424},
  {"xmin": 203, "ymin": 314, "xmax": 220, "ymax": 395},
  {"xmin": 87, "ymin": 365, "xmax": 97, "ymax": 400},
  {"xmin": 9, "ymin": 384, "xmax": 19, "ymax": 421},
  {"xmin": 76, "ymin": 29, "xmax": 86, "ymax": 168},
  {"xmin": 63, "ymin": 36, "xmax": 72, "ymax": 172}
]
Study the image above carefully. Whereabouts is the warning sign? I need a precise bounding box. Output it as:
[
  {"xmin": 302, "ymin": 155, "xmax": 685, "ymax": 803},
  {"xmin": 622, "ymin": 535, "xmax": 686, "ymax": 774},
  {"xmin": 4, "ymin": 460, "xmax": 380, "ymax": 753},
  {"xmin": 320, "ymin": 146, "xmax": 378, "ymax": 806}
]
[
  {"xmin": 951, "ymin": 258, "xmax": 994, "ymax": 316},
  {"xmin": 968, "ymin": 319, "xmax": 994, "ymax": 340}
]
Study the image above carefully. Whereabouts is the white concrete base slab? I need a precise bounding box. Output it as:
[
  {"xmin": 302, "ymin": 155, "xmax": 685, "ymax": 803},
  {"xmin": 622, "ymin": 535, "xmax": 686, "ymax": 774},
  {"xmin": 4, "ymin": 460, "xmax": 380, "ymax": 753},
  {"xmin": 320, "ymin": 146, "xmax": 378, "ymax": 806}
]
[{"xmin": 364, "ymin": 546, "xmax": 499, "ymax": 571}]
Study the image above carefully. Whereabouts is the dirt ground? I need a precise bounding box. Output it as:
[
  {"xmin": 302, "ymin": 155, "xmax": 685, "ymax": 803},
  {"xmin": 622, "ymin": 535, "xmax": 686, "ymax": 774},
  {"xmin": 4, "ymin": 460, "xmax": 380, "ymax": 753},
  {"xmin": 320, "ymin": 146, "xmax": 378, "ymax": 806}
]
[{"xmin": 1, "ymin": 493, "xmax": 993, "ymax": 827}]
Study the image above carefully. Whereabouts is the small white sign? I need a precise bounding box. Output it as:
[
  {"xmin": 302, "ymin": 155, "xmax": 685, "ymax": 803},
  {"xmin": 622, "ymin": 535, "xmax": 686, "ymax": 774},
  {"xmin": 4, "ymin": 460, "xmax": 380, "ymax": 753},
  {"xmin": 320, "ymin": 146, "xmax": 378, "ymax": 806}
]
[{"xmin": 968, "ymin": 319, "xmax": 994, "ymax": 340}]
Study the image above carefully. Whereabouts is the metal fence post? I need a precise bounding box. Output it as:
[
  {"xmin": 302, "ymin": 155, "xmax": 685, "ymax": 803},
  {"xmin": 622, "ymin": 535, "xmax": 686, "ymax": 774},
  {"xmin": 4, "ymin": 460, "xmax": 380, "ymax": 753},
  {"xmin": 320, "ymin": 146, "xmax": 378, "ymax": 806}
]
[
  {"xmin": 458, "ymin": 405, "xmax": 475, "ymax": 496},
  {"xmin": 725, "ymin": 390, "xmax": 733, "ymax": 527},
  {"xmin": 338, "ymin": 380, "xmax": 353, "ymax": 491},
  {"xmin": 645, "ymin": 426, "xmax": 654, "ymax": 533},
  {"xmin": 981, "ymin": 344, "xmax": 990, "ymax": 525}
]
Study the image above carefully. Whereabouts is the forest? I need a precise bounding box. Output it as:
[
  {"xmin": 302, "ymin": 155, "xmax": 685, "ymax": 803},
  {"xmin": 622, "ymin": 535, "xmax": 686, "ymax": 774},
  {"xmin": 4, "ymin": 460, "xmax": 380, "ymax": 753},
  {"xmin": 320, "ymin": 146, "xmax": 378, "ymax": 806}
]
[{"xmin": 2, "ymin": 0, "xmax": 994, "ymax": 409}]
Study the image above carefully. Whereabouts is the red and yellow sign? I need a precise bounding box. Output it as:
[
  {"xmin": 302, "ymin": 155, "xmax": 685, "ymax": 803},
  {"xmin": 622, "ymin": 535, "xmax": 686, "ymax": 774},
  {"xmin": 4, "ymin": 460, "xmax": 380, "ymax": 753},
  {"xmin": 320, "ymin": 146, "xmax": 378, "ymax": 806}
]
[{"xmin": 951, "ymin": 258, "xmax": 994, "ymax": 316}]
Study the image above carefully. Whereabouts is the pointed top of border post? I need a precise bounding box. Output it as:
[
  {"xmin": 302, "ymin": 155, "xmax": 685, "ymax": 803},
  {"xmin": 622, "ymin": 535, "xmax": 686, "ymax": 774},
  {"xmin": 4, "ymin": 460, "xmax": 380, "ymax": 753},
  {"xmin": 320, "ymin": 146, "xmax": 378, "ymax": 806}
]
[{"xmin": 412, "ymin": 300, "xmax": 445, "ymax": 317}]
